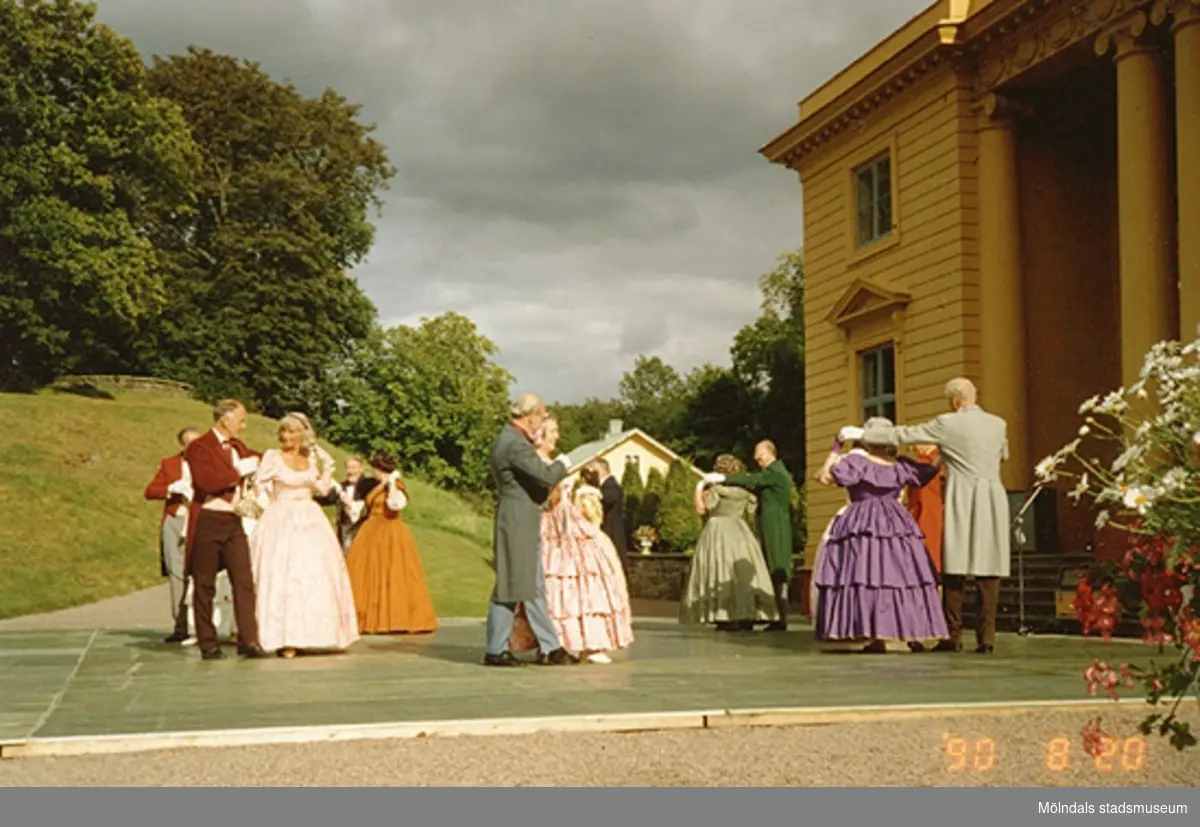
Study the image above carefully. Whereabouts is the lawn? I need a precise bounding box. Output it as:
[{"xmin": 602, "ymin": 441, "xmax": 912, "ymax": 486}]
[{"xmin": 0, "ymin": 388, "xmax": 496, "ymax": 619}]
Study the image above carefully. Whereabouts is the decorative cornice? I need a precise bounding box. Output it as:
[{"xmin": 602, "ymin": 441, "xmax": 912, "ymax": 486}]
[
  {"xmin": 1150, "ymin": 0, "xmax": 1200, "ymax": 29},
  {"xmin": 937, "ymin": 0, "xmax": 974, "ymax": 45},
  {"xmin": 765, "ymin": 0, "xmax": 1169, "ymax": 170},
  {"xmin": 1094, "ymin": 9, "xmax": 1151, "ymax": 55},
  {"xmin": 774, "ymin": 51, "xmax": 946, "ymax": 169},
  {"xmin": 973, "ymin": 0, "xmax": 1146, "ymax": 93},
  {"xmin": 974, "ymin": 91, "xmax": 1035, "ymax": 121}
]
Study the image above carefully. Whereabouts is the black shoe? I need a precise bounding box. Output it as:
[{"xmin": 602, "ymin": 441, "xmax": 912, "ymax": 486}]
[
  {"xmin": 163, "ymin": 631, "xmax": 189, "ymax": 644},
  {"xmin": 932, "ymin": 640, "xmax": 963, "ymax": 652},
  {"xmin": 907, "ymin": 641, "xmax": 926, "ymax": 653},
  {"xmin": 861, "ymin": 640, "xmax": 887, "ymax": 654},
  {"xmin": 764, "ymin": 621, "xmax": 788, "ymax": 632},
  {"xmin": 537, "ymin": 647, "xmax": 580, "ymax": 665},
  {"xmin": 200, "ymin": 647, "xmax": 226, "ymax": 660},
  {"xmin": 483, "ymin": 651, "xmax": 524, "ymax": 668},
  {"xmin": 975, "ymin": 643, "xmax": 995, "ymax": 654},
  {"xmin": 237, "ymin": 644, "xmax": 269, "ymax": 659}
]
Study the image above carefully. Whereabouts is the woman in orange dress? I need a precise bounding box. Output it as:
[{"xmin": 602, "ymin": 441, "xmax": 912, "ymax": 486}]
[
  {"xmin": 345, "ymin": 452, "xmax": 438, "ymax": 634},
  {"xmin": 905, "ymin": 444, "xmax": 944, "ymax": 576}
]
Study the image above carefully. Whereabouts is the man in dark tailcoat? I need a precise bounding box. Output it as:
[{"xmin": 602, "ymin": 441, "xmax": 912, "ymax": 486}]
[
  {"xmin": 590, "ymin": 458, "xmax": 628, "ymax": 569},
  {"xmin": 706, "ymin": 439, "xmax": 795, "ymax": 631},
  {"xmin": 483, "ymin": 392, "xmax": 578, "ymax": 667}
]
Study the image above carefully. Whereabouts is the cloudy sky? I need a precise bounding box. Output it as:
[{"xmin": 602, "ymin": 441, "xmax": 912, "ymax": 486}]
[{"xmin": 96, "ymin": 0, "xmax": 926, "ymax": 403}]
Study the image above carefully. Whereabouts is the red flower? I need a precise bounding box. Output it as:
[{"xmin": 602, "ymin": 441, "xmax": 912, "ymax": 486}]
[
  {"xmin": 1076, "ymin": 581, "xmax": 1121, "ymax": 641},
  {"xmin": 1082, "ymin": 716, "xmax": 1111, "ymax": 758},
  {"xmin": 1083, "ymin": 659, "xmax": 1127, "ymax": 699},
  {"xmin": 1179, "ymin": 610, "xmax": 1200, "ymax": 662}
]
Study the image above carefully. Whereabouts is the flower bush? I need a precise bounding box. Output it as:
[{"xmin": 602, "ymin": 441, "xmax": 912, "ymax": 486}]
[{"xmin": 1029, "ymin": 338, "xmax": 1200, "ymax": 753}]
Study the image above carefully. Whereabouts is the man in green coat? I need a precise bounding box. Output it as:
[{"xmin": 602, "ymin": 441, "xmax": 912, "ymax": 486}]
[{"xmin": 705, "ymin": 440, "xmax": 794, "ymax": 630}]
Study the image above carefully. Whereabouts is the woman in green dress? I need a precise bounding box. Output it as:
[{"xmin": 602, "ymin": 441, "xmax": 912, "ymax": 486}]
[{"xmin": 680, "ymin": 454, "xmax": 780, "ymax": 631}]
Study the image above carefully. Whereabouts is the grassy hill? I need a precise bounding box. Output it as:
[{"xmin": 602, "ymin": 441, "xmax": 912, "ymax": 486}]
[{"xmin": 0, "ymin": 388, "xmax": 496, "ymax": 620}]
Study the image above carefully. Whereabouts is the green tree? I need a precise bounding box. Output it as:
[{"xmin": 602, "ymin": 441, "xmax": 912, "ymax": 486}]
[
  {"xmin": 136, "ymin": 47, "xmax": 394, "ymax": 414},
  {"xmin": 638, "ymin": 466, "xmax": 665, "ymax": 532},
  {"xmin": 618, "ymin": 355, "xmax": 688, "ymax": 445},
  {"xmin": 731, "ymin": 249, "xmax": 806, "ymax": 503},
  {"xmin": 655, "ymin": 459, "xmax": 701, "ymax": 553},
  {"xmin": 0, "ymin": 0, "xmax": 197, "ymax": 390},
  {"xmin": 677, "ymin": 363, "xmax": 760, "ymax": 468},
  {"xmin": 619, "ymin": 461, "xmax": 644, "ymax": 545},
  {"xmin": 313, "ymin": 312, "xmax": 514, "ymax": 494},
  {"xmin": 552, "ymin": 396, "xmax": 628, "ymax": 453}
]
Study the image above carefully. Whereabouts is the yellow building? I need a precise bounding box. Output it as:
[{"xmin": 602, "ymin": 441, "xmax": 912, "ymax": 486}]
[
  {"xmin": 761, "ymin": 0, "xmax": 1198, "ymax": 574},
  {"xmin": 564, "ymin": 419, "xmax": 703, "ymax": 490}
]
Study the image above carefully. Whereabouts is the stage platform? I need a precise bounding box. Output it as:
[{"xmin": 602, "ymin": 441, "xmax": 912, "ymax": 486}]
[{"xmin": 0, "ymin": 620, "xmax": 1149, "ymax": 758}]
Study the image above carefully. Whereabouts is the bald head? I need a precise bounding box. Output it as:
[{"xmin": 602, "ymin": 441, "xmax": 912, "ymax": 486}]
[
  {"xmin": 944, "ymin": 377, "xmax": 977, "ymax": 411},
  {"xmin": 752, "ymin": 440, "xmax": 777, "ymax": 469}
]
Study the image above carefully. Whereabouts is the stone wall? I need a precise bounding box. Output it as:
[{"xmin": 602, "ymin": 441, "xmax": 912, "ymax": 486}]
[
  {"xmin": 54, "ymin": 375, "xmax": 194, "ymax": 397},
  {"xmin": 626, "ymin": 553, "xmax": 809, "ymax": 612},
  {"xmin": 625, "ymin": 553, "xmax": 692, "ymax": 601}
]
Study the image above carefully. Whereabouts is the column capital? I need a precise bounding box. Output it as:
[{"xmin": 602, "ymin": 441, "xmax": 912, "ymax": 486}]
[
  {"xmin": 1151, "ymin": 0, "xmax": 1200, "ymax": 28},
  {"xmin": 973, "ymin": 93, "xmax": 1033, "ymax": 126},
  {"xmin": 1095, "ymin": 9, "xmax": 1152, "ymax": 59}
]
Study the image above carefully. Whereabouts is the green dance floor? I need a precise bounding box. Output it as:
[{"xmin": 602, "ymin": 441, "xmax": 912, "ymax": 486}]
[{"xmin": 0, "ymin": 621, "xmax": 1148, "ymax": 745}]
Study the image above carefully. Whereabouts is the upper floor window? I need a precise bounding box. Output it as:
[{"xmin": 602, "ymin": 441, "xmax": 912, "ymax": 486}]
[
  {"xmin": 854, "ymin": 153, "xmax": 893, "ymax": 248},
  {"xmin": 860, "ymin": 343, "xmax": 896, "ymax": 423}
]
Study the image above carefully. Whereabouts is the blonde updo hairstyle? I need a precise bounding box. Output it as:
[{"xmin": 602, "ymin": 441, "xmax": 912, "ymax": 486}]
[{"xmin": 279, "ymin": 412, "xmax": 318, "ymax": 455}]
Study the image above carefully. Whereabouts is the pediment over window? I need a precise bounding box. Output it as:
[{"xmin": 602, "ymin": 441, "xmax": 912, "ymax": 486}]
[{"xmin": 826, "ymin": 278, "xmax": 912, "ymax": 329}]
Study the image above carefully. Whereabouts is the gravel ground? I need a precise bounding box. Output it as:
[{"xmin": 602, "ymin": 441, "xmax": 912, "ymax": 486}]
[{"xmin": 2, "ymin": 706, "xmax": 1196, "ymax": 787}]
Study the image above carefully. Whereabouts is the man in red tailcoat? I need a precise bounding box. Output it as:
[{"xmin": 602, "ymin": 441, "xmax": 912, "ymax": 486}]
[
  {"xmin": 184, "ymin": 399, "xmax": 267, "ymax": 660},
  {"xmin": 144, "ymin": 426, "xmax": 201, "ymax": 643}
]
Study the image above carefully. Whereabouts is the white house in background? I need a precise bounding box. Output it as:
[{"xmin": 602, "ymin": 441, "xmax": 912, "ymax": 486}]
[{"xmin": 563, "ymin": 419, "xmax": 703, "ymax": 488}]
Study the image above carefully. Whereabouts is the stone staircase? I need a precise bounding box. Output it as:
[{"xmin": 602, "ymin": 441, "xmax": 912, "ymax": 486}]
[{"xmin": 959, "ymin": 552, "xmax": 1144, "ymax": 637}]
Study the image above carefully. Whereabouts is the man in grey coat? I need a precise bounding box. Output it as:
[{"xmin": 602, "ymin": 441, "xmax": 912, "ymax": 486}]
[
  {"xmin": 483, "ymin": 392, "xmax": 579, "ymax": 667},
  {"xmin": 838, "ymin": 377, "xmax": 1011, "ymax": 654}
]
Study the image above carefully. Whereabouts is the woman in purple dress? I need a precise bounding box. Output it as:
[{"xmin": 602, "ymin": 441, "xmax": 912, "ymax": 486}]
[{"xmin": 813, "ymin": 417, "xmax": 949, "ymax": 653}]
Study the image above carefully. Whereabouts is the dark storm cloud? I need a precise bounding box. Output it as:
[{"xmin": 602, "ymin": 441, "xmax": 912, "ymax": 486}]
[{"xmin": 95, "ymin": 0, "xmax": 928, "ymax": 402}]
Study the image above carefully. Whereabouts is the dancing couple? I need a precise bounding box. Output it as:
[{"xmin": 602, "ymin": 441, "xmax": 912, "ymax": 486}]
[
  {"xmin": 181, "ymin": 399, "xmax": 436, "ymax": 661},
  {"xmin": 483, "ymin": 393, "xmax": 634, "ymax": 667},
  {"xmin": 828, "ymin": 378, "xmax": 1011, "ymax": 654}
]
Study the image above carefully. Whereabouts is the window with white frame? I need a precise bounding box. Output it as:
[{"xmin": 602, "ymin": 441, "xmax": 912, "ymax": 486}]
[
  {"xmin": 860, "ymin": 343, "xmax": 896, "ymax": 423},
  {"xmin": 854, "ymin": 153, "xmax": 893, "ymax": 248}
]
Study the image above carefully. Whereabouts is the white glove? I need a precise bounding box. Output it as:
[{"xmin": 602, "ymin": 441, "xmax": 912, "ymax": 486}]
[
  {"xmin": 553, "ymin": 455, "xmax": 572, "ymax": 469},
  {"xmin": 235, "ymin": 456, "xmax": 259, "ymax": 477},
  {"xmin": 167, "ymin": 479, "xmax": 192, "ymax": 500},
  {"xmin": 837, "ymin": 426, "xmax": 864, "ymax": 444},
  {"xmin": 703, "ymin": 473, "xmax": 725, "ymax": 484}
]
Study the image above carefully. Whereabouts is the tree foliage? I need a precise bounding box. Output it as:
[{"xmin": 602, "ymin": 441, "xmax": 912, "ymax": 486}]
[
  {"xmin": 619, "ymin": 461, "xmax": 644, "ymax": 544},
  {"xmin": 134, "ymin": 47, "xmax": 393, "ymax": 414},
  {"xmin": 312, "ymin": 313, "xmax": 513, "ymax": 494},
  {"xmin": 0, "ymin": 0, "xmax": 197, "ymax": 390},
  {"xmin": 731, "ymin": 249, "xmax": 806, "ymax": 478},
  {"xmin": 638, "ymin": 466, "xmax": 665, "ymax": 530},
  {"xmin": 618, "ymin": 355, "xmax": 688, "ymax": 443},
  {"xmin": 656, "ymin": 459, "xmax": 701, "ymax": 553}
]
